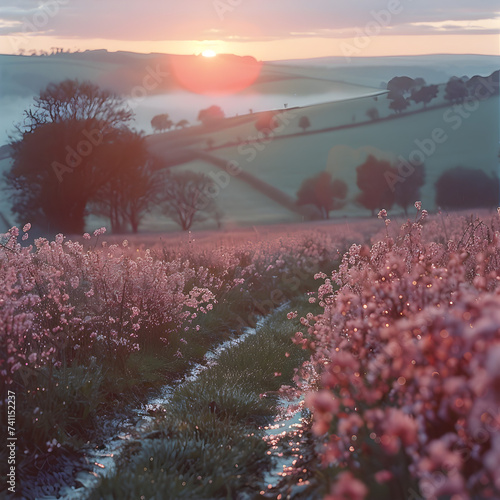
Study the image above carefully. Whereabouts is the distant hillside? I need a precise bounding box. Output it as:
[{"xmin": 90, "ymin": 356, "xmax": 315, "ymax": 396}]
[
  {"xmin": 271, "ymin": 54, "xmax": 500, "ymax": 87},
  {"xmin": 0, "ymin": 51, "xmax": 378, "ymax": 98},
  {"xmin": 2, "ymin": 51, "xmax": 498, "ymax": 98},
  {"xmin": 145, "ymin": 77, "xmax": 499, "ymax": 229},
  {"xmin": 1, "ymin": 52, "xmax": 498, "ymax": 232}
]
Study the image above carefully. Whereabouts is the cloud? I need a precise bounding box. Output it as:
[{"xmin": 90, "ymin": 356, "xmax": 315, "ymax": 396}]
[{"xmin": 0, "ymin": 0, "xmax": 498, "ymax": 42}]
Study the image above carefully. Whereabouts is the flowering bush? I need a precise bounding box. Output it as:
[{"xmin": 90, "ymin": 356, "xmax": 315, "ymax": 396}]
[
  {"xmin": 0, "ymin": 227, "xmax": 218, "ymax": 384},
  {"xmin": 296, "ymin": 206, "xmax": 500, "ymax": 499}
]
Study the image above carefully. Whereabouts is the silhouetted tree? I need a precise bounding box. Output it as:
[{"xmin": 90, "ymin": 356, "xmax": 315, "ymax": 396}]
[
  {"xmin": 387, "ymin": 76, "xmax": 421, "ymax": 114},
  {"xmin": 387, "ymin": 76, "xmax": 416, "ymax": 97},
  {"xmin": 435, "ymin": 166, "xmax": 499, "ymax": 210},
  {"xmin": 389, "ymin": 95, "xmax": 410, "ymax": 114},
  {"xmin": 4, "ymin": 79, "xmax": 133, "ymax": 234},
  {"xmin": 394, "ymin": 163, "xmax": 425, "ymax": 215},
  {"xmin": 366, "ymin": 107, "xmax": 380, "ymax": 121},
  {"xmin": 90, "ymin": 131, "xmax": 160, "ymax": 233},
  {"xmin": 298, "ymin": 116, "xmax": 311, "ymax": 132},
  {"xmin": 296, "ymin": 172, "xmax": 347, "ymax": 219},
  {"xmin": 176, "ymin": 119, "xmax": 189, "ymax": 129},
  {"xmin": 444, "ymin": 77, "xmax": 469, "ymax": 104},
  {"xmin": 410, "ymin": 85, "xmax": 439, "ymax": 108},
  {"xmin": 466, "ymin": 70, "xmax": 499, "ymax": 98},
  {"xmin": 160, "ymin": 171, "xmax": 218, "ymax": 231},
  {"xmin": 356, "ymin": 155, "xmax": 397, "ymax": 216},
  {"xmin": 151, "ymin": 114, "xmax": 172, "ymax": 133},
  {"xmin": 255, "ymin": 111, "xmax": 279, "ymax": 138},
  {"xmin": 198, "ymin": 105, "xmax": 225, "ymax": 125}
]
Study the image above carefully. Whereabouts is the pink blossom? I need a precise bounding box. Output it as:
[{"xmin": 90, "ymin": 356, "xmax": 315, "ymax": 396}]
[
  {"xmin": 374, "ymin": 470, "xmax": 393, "ymax": 483},
  {"xmin": 326, "ymin": 472, "xmax": 368, "ymax": 500}
]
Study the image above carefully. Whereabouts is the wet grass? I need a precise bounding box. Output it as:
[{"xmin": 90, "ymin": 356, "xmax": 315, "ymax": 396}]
[{"xmin": 91, "ymin": 297, "xmax": 316, "ymax": 499}]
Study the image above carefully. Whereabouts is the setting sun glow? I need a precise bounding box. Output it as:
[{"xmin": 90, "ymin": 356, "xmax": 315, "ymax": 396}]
[{"xmin": 201, "ymin": 49, "xmax": 217, "ymax": 58}]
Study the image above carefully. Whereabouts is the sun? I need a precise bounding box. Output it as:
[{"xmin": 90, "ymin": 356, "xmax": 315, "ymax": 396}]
[{"xmin": 201, "ymin": 49, "xmax": 217, "ymax": 58}]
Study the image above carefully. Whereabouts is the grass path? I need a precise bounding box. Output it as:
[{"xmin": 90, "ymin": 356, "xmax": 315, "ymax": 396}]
[{"xmin": 89, "ymin": 297, "xmax": 317, "ymax": 499}]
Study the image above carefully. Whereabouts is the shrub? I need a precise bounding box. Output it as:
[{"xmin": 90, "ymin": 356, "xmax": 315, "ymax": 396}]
[{"xmin": 435, "ymin": 166, "xmax": 499, "ymax": 210}]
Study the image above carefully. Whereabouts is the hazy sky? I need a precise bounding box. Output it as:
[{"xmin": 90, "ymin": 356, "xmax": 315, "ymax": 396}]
[{"xmin": 0, "ymin": 0, "xmax": 498, "ymax": 59}]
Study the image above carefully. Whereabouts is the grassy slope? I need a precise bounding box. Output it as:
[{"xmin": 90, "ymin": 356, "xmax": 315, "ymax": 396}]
[{"xmin": 145, "ymin": 91, "xmax": 499, "ymax": 228}]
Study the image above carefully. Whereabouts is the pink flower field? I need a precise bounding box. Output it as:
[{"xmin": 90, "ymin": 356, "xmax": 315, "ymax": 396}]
[
  {"xmin": 297, "ymin": 206, "xmax": 500, "ymax": 499},
  {"xmin": 2, "ymin": 207, "xmax": 500, "ymax": 499}
]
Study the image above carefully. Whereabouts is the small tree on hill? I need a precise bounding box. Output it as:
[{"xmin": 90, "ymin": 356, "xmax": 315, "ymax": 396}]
[
  {"xmin": 297, "ymin": 172, "xmax": 347, "ymax": 219},
  {"xmin": 298, "ymin": 116, "xmax": 311, "ymax": 132},
  {"xmin": 387, "ymin": 76, "xmax": 417, "ymax": 97},
  {"xmin": 176, "ymin": 119, "xmax": 189, "ymax": 129},
  {"xmin": 366, "ymin": 107, "xmax": 379, "ymax": 121},
  {"xmin": 444, "ymin": 77, "xmax": 469, "ymax": 104},
  {"xmin": 387, "ymin": 76, "xmax": 421, "ymax": 115},
  {"xmin": 356, "ymin": 155, "xmax": 397, "ymax": 216},
  {"xmin": 389, "ymin": 95, "xmax": 410, "ymax": 114},
  {"xmin": 198, "ymin": 105, "xmax": 225, "ymax": 126},
  {"xmin": 151, "ymin": 114, "xmax": 172, "ymax": 133},
  {"xmin": 410, "ymin": 85, "xmax": 439, "ymax": 108},
  {"xmin": 255, "ymin": 111, "xmax": 279, "ymax": 138},
  {"xmin": 435, "ymin": 166, "xmax": 499, "ymax": 210},
  {"xmin": 159, "ymin": 171, "xmax": 218, "ymax": 231}
]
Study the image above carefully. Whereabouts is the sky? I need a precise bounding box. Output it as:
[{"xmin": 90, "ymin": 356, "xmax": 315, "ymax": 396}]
[{"xmin": 0, "ymin": 0, "xmax": 498, "ymax": 60}]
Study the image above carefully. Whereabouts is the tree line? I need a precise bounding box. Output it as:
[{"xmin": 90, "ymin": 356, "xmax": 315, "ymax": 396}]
[
  {"xmin": 296, "ymin": 158, "xmax": 498, "ymax": 218},
  {"xmin": 385, "ymin": 70, "xmax": 499, "ymax": 114}
]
